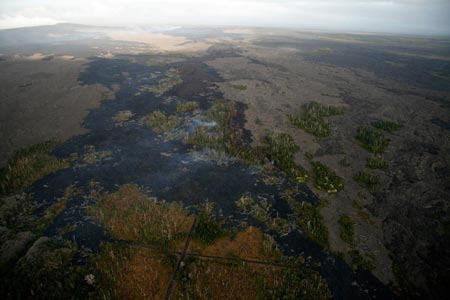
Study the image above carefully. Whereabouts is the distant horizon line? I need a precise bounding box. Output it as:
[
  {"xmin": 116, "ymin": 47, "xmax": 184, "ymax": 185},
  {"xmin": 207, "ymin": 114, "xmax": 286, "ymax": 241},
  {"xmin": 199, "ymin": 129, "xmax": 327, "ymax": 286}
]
[{"xmin": 1, "ymin": 21, "xmax": 449, "ymax": 38}]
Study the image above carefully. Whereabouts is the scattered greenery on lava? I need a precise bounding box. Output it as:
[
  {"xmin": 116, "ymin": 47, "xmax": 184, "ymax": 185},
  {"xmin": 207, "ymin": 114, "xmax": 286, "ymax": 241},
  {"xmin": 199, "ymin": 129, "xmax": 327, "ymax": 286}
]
[
  {"xmin": 176, "ymin": 101, "xmax": 199, "ymax": 113},
  {"xmin": 1, "ymin": 237, "xmax": 89, "ymax": 300},
  {"xmin": 112, "ymin": 110, "xmax": 134, "ymax": 126},
  {"xmin": 193, "ymin": 203, "xmax": 227, "ymax": 245},
  {"xmin": 355, "ymin": 127, "xmax": 390, "ymax": 153},
  {"xmin": 352, "ymin": 200, "xmax": 373, "ymax": 224},
  {"xmin": 349, "ymin": 250, "xmax": 375, "ymax": 271},
  {"xmin": 185, "ymin": 100, "xmax": 308, "ymax": 183},
  {"xmin": 339, "ymin": 157, "xmax": 350, "ymax": 167},
  {"xmin": 260, "ymin": 133, "xmax": 308, "ymax": 183},
  {"xmin": 230, "ymin": 84, "xmax": 247, "ymax": 90},
  {"xmin": 366, "ymin": 155, "xmax": 388, "ymax": 170},
  {"xmin": 175, "ymin": 245, "xmax": 331, "ymax": 300},
  {"xmin": 311, "ymin": 161, "xmax": 344, "ymax": 194},
  {"xmin": 288, "ymin": 101, "xmax": 344, "ymax": 137},
  {"xmin": 284, "ymin": 189, "xmax": 329, "ymax": 248},
  {"xmin": 338, "ymin": 215, "xmax": 355, "ymax": 246},
  {"xmin": 235, "ymin": 195, "xmax": 291, "ymax": 235},
  {"xmin": 147, "ymin": 68, "xmax": 183, "ymax": 95},
  {"xmin": 354, "ymin": 171, "xmax": 380, "ymax": 192},
  {"xmin": 141, "ymin": 110, "xmax": 180, "ymax": 134},
  {"xmin": 371, "ymin": 120, "xmax": 402, "ymax": 133},
  {"xmin": 0, "ymin": 141, "xmax": 68, "ymax": 195}
]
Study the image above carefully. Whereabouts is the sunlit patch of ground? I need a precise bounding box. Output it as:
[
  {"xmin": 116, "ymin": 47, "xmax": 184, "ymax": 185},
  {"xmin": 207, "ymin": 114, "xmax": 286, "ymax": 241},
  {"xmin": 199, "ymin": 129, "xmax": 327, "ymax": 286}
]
[
  {"xmin": 107, "ymin": 31, "xmax": 211, "ymax": 52},
  {"xmin": 91, "ymin": 184, "xmax": 194, "ymax": 247},
  {"xmin": 13, "ymin": 53, "xmax": 54, "ymax": 60},
  {"xmin": 202, "ymin": 226, "xmax": 267, "ymax": 259},
  {"xmin": 92, "ymin": 244, "xmax": 173, "ymax": 300},
  {"xmin": 223, "ymin": 28, "xmax": 257, "ymax": 35}
]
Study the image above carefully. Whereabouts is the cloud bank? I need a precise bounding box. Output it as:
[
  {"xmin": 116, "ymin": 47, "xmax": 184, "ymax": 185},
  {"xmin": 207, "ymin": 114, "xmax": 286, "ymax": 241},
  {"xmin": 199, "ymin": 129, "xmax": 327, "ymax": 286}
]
[{"xmin": 0, "ymin": 0, "xmax": 449, "ymax": 35}]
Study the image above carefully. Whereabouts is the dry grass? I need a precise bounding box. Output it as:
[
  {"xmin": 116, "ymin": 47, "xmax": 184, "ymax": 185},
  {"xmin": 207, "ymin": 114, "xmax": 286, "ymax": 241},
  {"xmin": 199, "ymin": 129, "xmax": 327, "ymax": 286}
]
[
  {"xmin": 92, "ymin": 244, "xmax": 173, "ymax": 300},
  {"xmin": 89, "ymin": 185, "xmax": 330, "ymax": 299},
  {"xmin": 202, "ymin": 226, "xmax": 266, "ymax": 260},
  {"xmin": 173, "ymin": 257, "xmax": 331, "ymax": 300},
  {"xmin": 91, "ymin": 184, "xmax": 194, "ymax": 248},
  {"xmin": 174, "ymin": 260, "xmax": 270, "ymax": 300}
]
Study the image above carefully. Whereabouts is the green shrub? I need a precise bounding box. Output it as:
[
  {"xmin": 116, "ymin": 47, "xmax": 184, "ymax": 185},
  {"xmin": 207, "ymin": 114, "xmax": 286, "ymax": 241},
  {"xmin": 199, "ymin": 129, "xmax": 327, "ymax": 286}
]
[
  {"xmin": 193, "ymin": 204, "xmax": 227, "ymax": 245},
  {"xmin": 286, "ymin": 196, "xmax": 329, "ymax": 248},
  {"xmin": 141, "ymin": 110, "xmax": 179, "ymax": 133},
  {"xmin": 339, "ymin": 158, "xmax": 350, "ymax": 167},
  {"xmin": 261, "ymin": 133, "xmax": 308, "ymax": 183},
  {"xmin": 371, "ymin": 120, "xmax": 401, "ymax": 133},
  {"xmin": 366, "ymin": 155, "xmax": 388, "ymax": 170},
  {"xmin": 176, "ymin": 101, "xmax": 199, "ymax": 113},
  {"xmin": 288, "ymin": 102, "xmax": 344, "ymax": 138},
  {"xmin": 338, "ymin": 215, "xmax": 355, "ymax": 245},
  {"xmin": 147, "ymin": 68, "xmax": 182, "ymax": 95},
  {"xmin": 355, "ymin": 127, "xmax": 390, "ymax": 153},
  {"xmin": 354, "ymin": 171, "xmax": 380, "ymax": 191},
  {"xmin": 185, "ymin": 126, "xmax": 218, "ymax": 148},
  {"xmin": 207, "ymin": 100, "xmax": 235, "ymax": 141},
  {"xmin": 230, "ymin": 84, "xmax": 247, "ymax": 90},
  {"xmin": 235, "ymin": 195, "xmax": 254, "ymax": 213},
  {"xmin": 311, "ymin": 161, "xmax": 344, "ymax": 194}
]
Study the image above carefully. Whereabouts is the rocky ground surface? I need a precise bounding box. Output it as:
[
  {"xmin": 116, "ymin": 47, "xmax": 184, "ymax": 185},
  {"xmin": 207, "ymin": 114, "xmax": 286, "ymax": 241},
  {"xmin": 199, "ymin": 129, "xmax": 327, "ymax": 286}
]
[{"xmin": 0, "ymin": 24, "xmax": 449, "ymax": 299}]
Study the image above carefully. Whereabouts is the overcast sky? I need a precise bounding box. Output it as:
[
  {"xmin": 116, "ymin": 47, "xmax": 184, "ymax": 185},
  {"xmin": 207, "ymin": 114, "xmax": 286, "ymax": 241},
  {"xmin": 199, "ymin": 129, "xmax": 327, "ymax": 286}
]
[{"xmin": 0, "ymin": 0, "xmax": 449, "ymax": 35}]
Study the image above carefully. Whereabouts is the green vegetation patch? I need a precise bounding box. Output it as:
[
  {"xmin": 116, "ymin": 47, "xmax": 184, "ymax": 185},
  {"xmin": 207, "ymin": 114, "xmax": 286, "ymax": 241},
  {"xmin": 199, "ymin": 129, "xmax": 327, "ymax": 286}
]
[
  {"xmin": 1, "ymin": 237, "xmax": 88, "ymax": 300},
  {"xmin": 339, "ymin": 158, "xmax": 350, "ymax": 167},
  {"xmin": 185, "ymin": 101, "xmax": 309, "ymax": 183},
  {"xmin": 260, "ymin": 133, "xmax": 308, "ymax": 183},
  {"xmin": 311, "ymin": 161, "xmax": 344, "ymax": 194},
  {"xmin": 193, "ymin": 204, "xmax": 227, "ymax": 245},
  {"xmin": 0, "ymin": 141, "xmax": 68, "ymax": 195},
  {"xmin": 176, "ymin": 101, "xmax": 199, "ymax": 113},
  {"xmin": 141, "ymin": 110, "xmax": 180, "ymax": 134},
  {"xmin": 338, "ymin": 215, "xmax": 355, "ymax": 246},
  {"xmin": 112, "ymin": 110, "xmax": 134, "ymax": 126},
  {"xmin": 235, "ymin": 195, "xmax": 255, "ymax": 214},
  {"xmin": 147, "ymin": 68, "xmax": 183, "ymax": 95},
  {"xmin": 70, "ymin": 145, "xmax": 112, "ymax": 168},
  {"xmin": 289, "ymin": 101, "xmax": 344, "ymax": 138},
  {"xmin": 371, "ymin": 120, "xmax": 402, "ymax": 133},
  {"xmin": 349, "ymin": 250, "xmax": 375, "ymax": 271},
  {"xmin": 91, "ymin": 184, "xmax": 194, "ymax": 250},
  {"xmin": 354, "ymin": 171, "xmax": 380, "ymax": 192},
  {"xmin": 235, "ymin": 194, "xmax": 291, "ymax": 235},
  {"xmin": 356, "ymin": 127, "xmax": 390, "ymax": 153},
  {"xmin": 434, "ymin": 72, "xmax": 450, "ymax": 79},
  {"xmin": 366, "ymin": 155, "xmax": 388, "ymax": 170},
  {"xmin": 285, "ymin": 190, "xmax": 329, "ymax": 248},
  {"xmin": 352, "ymin": 200, "xmax": 373, "ymax": 224},
  {"xmin": 185, "ymin": 125, "xmax": 218, "ymax": 148},
  {"xmin": 185, "ymin": 100, "xmax": 235, "ymax": 150},
  {"xmin": 230, "ymin": 84, "xmax": 247, "ymax": 90},
  {"xmin": 207, "ymin": 100, "xmax": 236, "ymax": 142},
  {"xmin": 315, "ymin": 47, "xmax": 333, "ymax": 54},
  {"xmin": 175, "ymin": 255, "xmax": 331, "ymax": 300}
]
